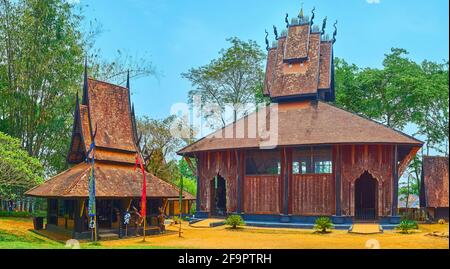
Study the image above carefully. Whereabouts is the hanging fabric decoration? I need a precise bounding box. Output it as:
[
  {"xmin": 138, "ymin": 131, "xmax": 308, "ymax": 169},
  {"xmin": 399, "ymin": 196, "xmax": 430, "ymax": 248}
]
[
  {"xmin": 86, "ymin": 142, "xmax": 96, "ymax": 218},
  {"xmin": 135, "ymin": 155, "xmax": 147, "ymax": 220}
]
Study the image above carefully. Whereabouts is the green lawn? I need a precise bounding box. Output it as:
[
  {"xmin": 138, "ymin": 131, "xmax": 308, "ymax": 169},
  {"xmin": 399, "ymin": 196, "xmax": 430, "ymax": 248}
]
[{"xmin": 0, "ymin": 217, "xmax": 177, "ymax": 249}]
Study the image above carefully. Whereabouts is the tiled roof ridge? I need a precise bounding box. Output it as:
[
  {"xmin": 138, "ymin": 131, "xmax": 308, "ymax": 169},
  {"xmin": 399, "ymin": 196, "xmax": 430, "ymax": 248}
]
[{"xmin": 63, "ymin": 164, "xmax": 91, "ymax": 195}]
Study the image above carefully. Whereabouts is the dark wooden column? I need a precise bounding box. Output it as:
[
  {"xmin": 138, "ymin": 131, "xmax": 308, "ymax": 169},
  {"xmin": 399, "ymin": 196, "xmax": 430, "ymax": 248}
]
[
  {"xmin": 236, "ymin": 150, "xmax": 242, "ymax": 213},
  {"xmin": 335, "ymin": 145, "xmax": 342, "ymax": 216},
  {"xmin": 283, "ymin": 148, "xmax": 289, "ymax": 215},
  {"xmin": 391, "ymin": 145, "xmax": 399, "ymax": 216},
  {"xmin": 195, "ymin": 153, "xmax": 201, "ymax": 212}
]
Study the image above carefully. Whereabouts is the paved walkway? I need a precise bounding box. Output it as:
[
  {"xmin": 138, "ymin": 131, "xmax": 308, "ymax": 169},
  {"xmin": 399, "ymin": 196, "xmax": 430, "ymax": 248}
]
[
  {"xmin": 349, "ymin": 224, "xmax": 382, "ymax": 234},
  {"xmin": 189, "ymin": 218, "xmax": 225, "ymax": 228}
]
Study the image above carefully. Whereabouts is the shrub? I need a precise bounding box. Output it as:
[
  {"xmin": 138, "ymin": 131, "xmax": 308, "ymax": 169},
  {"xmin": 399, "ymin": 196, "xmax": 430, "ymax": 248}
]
[
  {"xmin": 396, "ymin": 220, "xmax": 418, "ymax": 234},
  {"xmin": 173, "ymin": 216, "xmax": 181, "ymax": 224},
  {"xmin": 314, "ymin": 217, "xmax": 334, "ymax": 233},
  {"xmin": 225, "ymin": 215, "xmax": 245, "ymax": 229},
  {"xmin": 438, "ymin": 219, "xmax": 446, "ymax": 224}
]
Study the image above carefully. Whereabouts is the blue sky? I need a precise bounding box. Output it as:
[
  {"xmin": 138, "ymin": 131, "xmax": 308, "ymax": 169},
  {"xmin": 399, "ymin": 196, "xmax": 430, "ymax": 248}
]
[{"xmin": 79, "ymin": 0, "xmax": 449, "ymax": 121}]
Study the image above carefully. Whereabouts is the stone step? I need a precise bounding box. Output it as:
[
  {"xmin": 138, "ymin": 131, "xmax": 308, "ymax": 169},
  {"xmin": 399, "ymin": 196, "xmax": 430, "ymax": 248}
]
[
  {"xmin": 98, "ymin": 233, "xmax": 119, "ymax": 241},
  {"xmin": 349, "ymin": 224, "xmax": 382, "ymax": 234}
]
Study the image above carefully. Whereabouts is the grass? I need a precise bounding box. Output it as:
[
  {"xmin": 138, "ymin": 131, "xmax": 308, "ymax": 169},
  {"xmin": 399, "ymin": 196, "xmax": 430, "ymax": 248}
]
[{"xmin": 0, "ymin": 217, "xmax": 448, "ymax": 249}]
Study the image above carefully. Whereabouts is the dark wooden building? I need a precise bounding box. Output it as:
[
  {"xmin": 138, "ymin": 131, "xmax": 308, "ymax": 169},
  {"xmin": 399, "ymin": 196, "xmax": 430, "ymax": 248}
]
[
  {"xmin": 420, "ymin": 156, "xmax": 449, "ymax": 221},
  {"xmin": 178, "ymin": 9, "xmax": 423, "ymax": 226},
  {"xmin": 26, "ymin": 69, "xmax": 186, "ymax": 239}
]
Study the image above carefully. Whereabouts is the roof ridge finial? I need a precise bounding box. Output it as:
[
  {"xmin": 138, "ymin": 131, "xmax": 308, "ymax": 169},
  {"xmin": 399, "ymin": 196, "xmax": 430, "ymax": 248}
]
[
  {"xmin": 82, "ymin": 57, "xmax": 89, "ymax": 105},
  {"xmin": 285, "ymin": 13, "xmax": 290, "ymax": 28},
  {"xmin": 310, "ymin": 6, "xmax": 315, "ymax": 26},
  {"xmin": 273, "ymin": 25, "xmax": 278, "ymax": 40},
  {"xmin": 332, "ymin": 20, "xmax": 338, "ymax": 44},
  {"xmin": 265, "ymin": 29, "xmax": 269, "ymax": 51},
  {"xmin": 298, "ymin": 2, "xmax": 304, "ymax": 19},
  {"xmin": 321, "ymin": 16, "xmax": 327, "ymax": 36}
]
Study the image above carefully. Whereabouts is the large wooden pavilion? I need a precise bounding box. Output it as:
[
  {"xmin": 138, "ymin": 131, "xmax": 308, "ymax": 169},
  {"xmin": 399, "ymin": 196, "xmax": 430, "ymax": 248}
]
[
  {"xmin": 26, "ymin": 67, "xmax": 184, "ymax": 239},
  {"xmin": 178, "ymin": 8, "xmax": 423, "ymax": 226}
]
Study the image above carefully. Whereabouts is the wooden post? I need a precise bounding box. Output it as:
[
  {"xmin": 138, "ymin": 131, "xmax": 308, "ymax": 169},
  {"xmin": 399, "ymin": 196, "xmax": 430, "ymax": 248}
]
[
  {"xmin": 283, "ymin": 148, "xmax": 289, "ymax": 215},
  {"xmin": 196, "ymin": 153, "xmax": 201, "ymax": 213},
  {"xmin": 236, "ymin": 150, "xmax": 242, "ymax": 214},
  {"xmin": 335, "ymin": 145, "xmax": 342, "ymax": 216},
  {"xmin": 392, "ymin": 145, "xmax": 399, "ymax": 216},
  {"xmin": 93, "ymin": 215, "xmax": 97, "ymax": 241}
]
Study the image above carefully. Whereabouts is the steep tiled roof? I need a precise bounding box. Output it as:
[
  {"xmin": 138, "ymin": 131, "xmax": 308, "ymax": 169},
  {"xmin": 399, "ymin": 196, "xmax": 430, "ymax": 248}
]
[
  {"xmin": 264, "ymin": 18, "xmax": 334, "ymax": 100},
  {"xmin": 87, "ymin": 79, "xmax": 136, "ymax": 152},
  {"xmin": 284, "ymin": 24, "xmax": 310, "ymax": 61},
  {"xmin": 318, "ymin": 42, "xmax": 332, "ymax": 89},
  {"xmin": 26, "ymin": 162, "xmax": 181, "ymax": 198}
]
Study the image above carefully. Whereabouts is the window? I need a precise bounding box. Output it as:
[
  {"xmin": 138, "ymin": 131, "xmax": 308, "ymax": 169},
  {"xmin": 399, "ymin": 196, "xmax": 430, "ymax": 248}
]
[
  {"xmin": 292, "ymin": 146, "xmax": 332, "ymax": 174},
  {"xmin": 245, "ymin": 150, "xmax": 281, "ymax": 175}
]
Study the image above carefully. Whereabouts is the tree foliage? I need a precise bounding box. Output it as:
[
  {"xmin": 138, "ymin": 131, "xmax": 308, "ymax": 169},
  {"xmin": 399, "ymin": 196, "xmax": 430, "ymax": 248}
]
[
  {"xmin": 182, "ymin": 37, "xmax": 267, "ymax": 129},
  {"xmin": 0, "ymin": 131, "xmax": 43, "ymax": 200},
  {"xmin": 0, "ymin": 0, "xmax": 158, "ymax": 175},
  {"xmin": 0, "ymin": 0, "xmax": 84, "ymax": 174},
  {"xmin": 335, "ymin": 48, "xmax": 449, "ymax": 155}
]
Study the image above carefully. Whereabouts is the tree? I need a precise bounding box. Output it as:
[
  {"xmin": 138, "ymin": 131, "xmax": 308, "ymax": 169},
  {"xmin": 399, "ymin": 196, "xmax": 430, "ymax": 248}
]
[
  {"xmin": 0, "ymin": 131, "xmax": 44, "ymax": 211},
  {"xmin": 0, "ymin": 0, "xmax": 158, "ymax": 175},
  {"xmin": 336, "ymin": 49, "xmax": 448, "ymax": 146},
  {"xmin": 137, "ymin": 115, "xmax": 195, "ymax": 182},
  {"xmin": 0, "ymin": 0, "xmax": 84, "ymax": 174},
  {"xmin": 336, "ymin": 48, "xmax": 423, "ymax": 130},
  {"xmin": 414, "ymin": 60, "xmax": 449, "ymax": 156},
  {"xmin": 182, "ymin": 37, "xmax": 266, "ymax": 129}
]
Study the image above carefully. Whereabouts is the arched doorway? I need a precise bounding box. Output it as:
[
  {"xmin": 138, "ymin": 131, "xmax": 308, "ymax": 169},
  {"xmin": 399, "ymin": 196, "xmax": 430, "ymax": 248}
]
[
  {"xmin": 355, "ymin": 171, "xmax": 378, "ymax": 221},
  {"xmin": 210, "ymin": 175, "xmax": 227, "ymax": 217}
]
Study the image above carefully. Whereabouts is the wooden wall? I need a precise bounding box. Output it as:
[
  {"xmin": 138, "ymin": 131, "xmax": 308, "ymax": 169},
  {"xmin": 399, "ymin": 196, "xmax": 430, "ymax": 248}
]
[
  {"xmin": 338, "ymin": 145, "xmax": 394, "ymax": 217},
  {"xmin": 196, "ymin": 144, "xmax": 396, "ymax": 218},
  {"xmin": 243, "ymin": 175, "xmax": 280, "ymax": 214},
  {"xmin": 290, "ymin": 174, "xmax": 334, "ymax": 215},
  {"xmin": 197, "ymin": 151, "xmax": 240, "ymax": 213}
]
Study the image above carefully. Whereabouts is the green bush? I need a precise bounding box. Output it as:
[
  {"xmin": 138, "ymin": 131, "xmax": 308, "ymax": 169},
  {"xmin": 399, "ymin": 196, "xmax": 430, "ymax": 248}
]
[
  {"xmin": 396, "ymin": 220, "xmax": 418, "ymax": 234},
  {"xmin": 225, "ymin": 215, "xmax": 245, "ymax": 229},
  {"xmin": 314, "ymin": 217, "xmax": 334, "ymax": 233},
  {"xmin": 173, "ymin": 216, "xmax": 181, "ymax": 224}
]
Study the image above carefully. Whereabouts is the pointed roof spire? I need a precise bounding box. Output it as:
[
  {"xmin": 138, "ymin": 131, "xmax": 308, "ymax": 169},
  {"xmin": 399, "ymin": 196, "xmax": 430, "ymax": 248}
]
[
  {"xmin": 126, "ymin": 70, "xmax": 132, "ymax": 114},
  {"xmin": 82, "ymin": 57, "xmax": 89, "ymax": 105},
  {"xmin": 131, "ymin": 103, "xmax": 139, "ymax": 145},
  {"xmin": 298, "ymin": 2, "xmax": 304, "ymax": 19},
  {"xmin": 126, "ymin": 69, "xmax": 130, "ymax": 89}
]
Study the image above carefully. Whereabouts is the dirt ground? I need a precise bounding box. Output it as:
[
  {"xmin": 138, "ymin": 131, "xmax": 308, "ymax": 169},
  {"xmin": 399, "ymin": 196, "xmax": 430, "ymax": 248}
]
[{"xmin": 0, "ymin": 218, "xmax": 448, "ymax": 249}]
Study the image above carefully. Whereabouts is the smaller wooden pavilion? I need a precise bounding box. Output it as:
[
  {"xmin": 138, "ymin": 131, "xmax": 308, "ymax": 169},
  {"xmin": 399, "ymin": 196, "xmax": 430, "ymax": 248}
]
[
  {"xmin": 26, "ymin": 66, "xmax": 184, "ymax": 239},
  {"xmin": 420, "ymin": 156, "xmax": 449, "ymax": 221}
]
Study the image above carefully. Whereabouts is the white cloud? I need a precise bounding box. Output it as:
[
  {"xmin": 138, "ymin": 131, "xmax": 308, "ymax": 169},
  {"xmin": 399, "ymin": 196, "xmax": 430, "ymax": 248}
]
[{"xmin": 366, "ymin": 0, "xmax": 380, "ymax": 4}]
